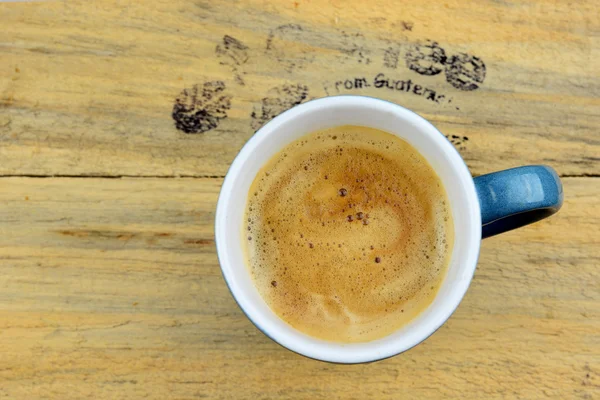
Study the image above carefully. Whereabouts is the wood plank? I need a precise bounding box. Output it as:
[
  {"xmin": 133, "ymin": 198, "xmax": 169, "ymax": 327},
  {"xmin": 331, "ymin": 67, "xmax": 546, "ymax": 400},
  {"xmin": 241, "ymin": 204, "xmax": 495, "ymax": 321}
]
[
  {"xmin": 0, "ymin": 176, "xmax": 597, "ymax": 399},
  {"xmin": 1, "ymin": 0, "xmax": 599, "ymax": 177}
]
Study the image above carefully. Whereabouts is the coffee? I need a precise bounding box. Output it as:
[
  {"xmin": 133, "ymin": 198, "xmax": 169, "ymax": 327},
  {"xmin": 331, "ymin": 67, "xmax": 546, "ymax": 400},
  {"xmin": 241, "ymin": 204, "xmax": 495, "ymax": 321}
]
[{"xmin": 244, "ymin": 126, "xmax": 454, "ymax": 343}]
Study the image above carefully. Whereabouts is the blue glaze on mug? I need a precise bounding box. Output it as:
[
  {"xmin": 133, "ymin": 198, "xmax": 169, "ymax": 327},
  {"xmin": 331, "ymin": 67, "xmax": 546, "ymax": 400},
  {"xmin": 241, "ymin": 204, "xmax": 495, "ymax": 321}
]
[{"xmin": 474, "ymin": 165, "xmax": 563, "ymax": 238}]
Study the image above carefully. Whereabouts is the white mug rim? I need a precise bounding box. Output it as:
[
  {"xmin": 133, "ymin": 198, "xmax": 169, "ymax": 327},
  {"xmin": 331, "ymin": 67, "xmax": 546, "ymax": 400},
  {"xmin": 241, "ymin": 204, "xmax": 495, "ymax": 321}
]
[{"xmin": 215, "ymin": 95, "xmax": 481, "ymax": 363}]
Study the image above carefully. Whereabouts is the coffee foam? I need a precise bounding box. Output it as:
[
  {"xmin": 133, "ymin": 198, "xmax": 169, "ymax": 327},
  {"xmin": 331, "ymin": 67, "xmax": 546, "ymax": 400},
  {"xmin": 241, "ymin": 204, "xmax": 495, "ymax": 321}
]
[{"xmin": 244, "ymin": 126, "xmax": 454, "ymax": 343}]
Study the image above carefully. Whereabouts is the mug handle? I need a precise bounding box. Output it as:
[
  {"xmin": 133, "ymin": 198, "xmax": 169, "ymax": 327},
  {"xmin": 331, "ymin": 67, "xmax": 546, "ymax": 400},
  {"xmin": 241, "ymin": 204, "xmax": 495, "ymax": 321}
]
[{"xmin": 474, "ymin": 165, "xmax": 564, "ymax": 238}]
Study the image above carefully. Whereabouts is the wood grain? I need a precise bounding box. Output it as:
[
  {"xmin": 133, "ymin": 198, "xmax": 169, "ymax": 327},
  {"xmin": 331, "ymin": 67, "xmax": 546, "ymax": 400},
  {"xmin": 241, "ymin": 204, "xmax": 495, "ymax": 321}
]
[
  {"xmin": 1, "ymin": 0, "xmax": 598, "ymax": 177},
  {"xmin": 0, "ymin": 177, "xmax": 598, "ymax": 399},
  {"xmin": 1, "ymin": 0, "xmax": 599, "ymax": 399}
]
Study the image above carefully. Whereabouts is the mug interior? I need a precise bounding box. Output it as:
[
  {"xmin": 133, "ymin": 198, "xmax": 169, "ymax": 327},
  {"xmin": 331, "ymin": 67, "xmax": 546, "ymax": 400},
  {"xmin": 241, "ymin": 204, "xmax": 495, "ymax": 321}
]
[{"xmin": 215, "ymin": 96, "xmax": 481, "ymax": 363}]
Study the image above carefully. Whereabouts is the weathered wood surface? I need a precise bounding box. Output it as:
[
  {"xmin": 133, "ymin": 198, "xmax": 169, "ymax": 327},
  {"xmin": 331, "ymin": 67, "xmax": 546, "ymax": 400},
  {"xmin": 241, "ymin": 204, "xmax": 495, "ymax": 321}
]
[
  {"xmin": 0, "ymin": 177, "xmax": 598, "ymax": 399},
  {"xmin": 1, "ymin": 0, "xmax": 598, "ymax": 177},
  {"xmin": 0, "ymin": 0, "xmax": 599, "ymax": 399}
]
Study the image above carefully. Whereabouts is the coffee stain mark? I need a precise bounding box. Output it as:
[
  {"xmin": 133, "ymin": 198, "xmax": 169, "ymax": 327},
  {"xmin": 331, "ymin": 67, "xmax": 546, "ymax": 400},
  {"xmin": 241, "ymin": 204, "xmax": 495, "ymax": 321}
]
[
  {"xmin": 216, "ymin": 35, "xmax": 249, "ymax": 86},
  {"xmin": 117, "ymin": 233, "xmax": 134, "ymax": 241},
  {"xmin": 57, "ymin": 229, "xmax": 138, "ymax": 240},
  {"xmin": 405, "ymin": 40, "xmax": 447, "ymax": 76},
  {"xmin": 58, "ymin": 230, "xmax": 177, "ymax": 248},
  {"xmin": 172, "ymin": 81, "xmax": 231, "ymax": 134},
  {"xmin": 383, "ymin": 47, "xmax": 400, "ymax": 69},
  {"xmin": 401, "ymin": 21, "xmax": 414, "ymax": 31},
  {"xmin": 266, "ymin": 24, "xmax": 314, "ymax": 72},
  {"xmin": 58, "ymin": 230, "xmax": 90, "ymax": 238},
  {"xmin": 445, "ymin": 53, "xmax": 486, "ymax": 91},
  {"xmin": 29, "ymin": 47, "xmax": 53, "ymax": 54},
  {"xmin": 184, "ymin": 239, "xmax": 214, "ymax": 246},
  {"xmin": 339, "ymin": 30, "xmax": 371, "ymax": 64},
  {"xmin": 390, "ymin": 20, "xmax": 415, "ymax": 32},
  {"xmin": 1, "ymin": 94, "xmax": 15, "ymax": 108},
  {"xmin": 581, "ymin": 363, "xmax": 596, "ymax": 389},
  {"xmin": 369, "ymin": 17, "xmax": 387, "ymax": 23},
  {"xmin": 251, "ymin": 83, "xmax": 309, "ymax": 130},
  {"xmin": 155, "ymin": 233, "xmax": 173, "ymax": 237},
  {"xmin": 147, "ymin": 233, "xmax": 174, "ymax": 246},
  {"xmin": 0, "ymin": 116, "xmax": 12, "ymax": 131}
]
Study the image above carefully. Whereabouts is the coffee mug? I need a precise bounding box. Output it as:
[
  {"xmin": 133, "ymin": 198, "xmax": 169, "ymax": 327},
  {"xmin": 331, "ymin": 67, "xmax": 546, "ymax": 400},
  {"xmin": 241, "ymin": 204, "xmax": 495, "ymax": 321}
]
[{"xmin": 215, "ymin": 96, "xmax": 563, "ymax": 363}]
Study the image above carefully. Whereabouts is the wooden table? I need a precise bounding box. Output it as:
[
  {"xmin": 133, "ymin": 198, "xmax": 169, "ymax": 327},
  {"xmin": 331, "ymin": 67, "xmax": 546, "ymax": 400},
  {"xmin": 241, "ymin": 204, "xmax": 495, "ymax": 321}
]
[{"xmin": 1, "ymin": 1, "xmax": 598, "ymax": 398}]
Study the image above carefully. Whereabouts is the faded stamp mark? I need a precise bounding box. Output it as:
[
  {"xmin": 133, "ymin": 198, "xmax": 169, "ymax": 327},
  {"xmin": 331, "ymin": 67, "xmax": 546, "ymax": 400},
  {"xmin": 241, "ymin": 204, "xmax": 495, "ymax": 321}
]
[
  {"xmin": 251, "ymin": 84, "xmax": 309, "ymax": 130},
  {"xmin": 172, "ymin": 81, "xmax": 231, "ymax": 134},
  {"xmin": 339, "ymin": 30, "xmax": 371, "ymax": 64},
  {"xmin": 383, "ymin": 46, "xmax": 400, "ymax": 69},
  {"xmin": 267, "ymin": 24, "xmax": 315, "ymax": 72},
  {"xmin": 216, "ymin": 35, "xmax": 249, "ymax": 85},
  {"xmin": 405, "ymin": 40, "xmax": 486, "ymax": 91},
  {"xmin": 405, "ymin": 40, "xmax": 446, "ymax": 76},
  {"xmin": 444, "ymin": 53, "xmax": 486, "ymax": 91}
]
